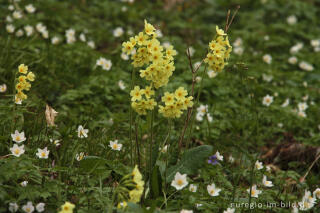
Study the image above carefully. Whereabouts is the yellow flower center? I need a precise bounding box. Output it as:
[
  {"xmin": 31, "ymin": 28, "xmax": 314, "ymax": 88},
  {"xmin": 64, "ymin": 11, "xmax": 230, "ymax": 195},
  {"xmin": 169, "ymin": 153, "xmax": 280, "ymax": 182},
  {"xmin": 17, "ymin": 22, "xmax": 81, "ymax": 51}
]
[
  {"xmin": 251, "ymin": 190, "xmax": 256, "ymax": 196},
  {"xmin": 26, "ymin": 208, "xmax": 30, "ymax": 213},
  {"xmin": 41, "ymin": 152, "xmax": 46, "ymax": 157},
  {"xmin": 16, "ymin": 136, "xmax": 21, "ymax": 141},
  {"xmin": 14, "ymin": 149, "xmax": 20, "ymax": 155},
  {"xmin": 64, "ymin": 206, "xmax": 69, "ymax": 211},
  {"xmin": 113, "ymin": 144, "xmax": 118, "ymax": 149},
  {"xmin": 177, "ymin": 179, "xmax": 183, "ymax": 186}
]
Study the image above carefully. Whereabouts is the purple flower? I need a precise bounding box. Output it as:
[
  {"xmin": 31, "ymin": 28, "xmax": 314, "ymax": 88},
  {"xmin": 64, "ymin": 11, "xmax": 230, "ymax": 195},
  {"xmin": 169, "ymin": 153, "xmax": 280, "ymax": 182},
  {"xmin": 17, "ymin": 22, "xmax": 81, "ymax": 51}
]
[{"xmin": 208, "ymin": 155, "xmax": 218, "ymax": 165}]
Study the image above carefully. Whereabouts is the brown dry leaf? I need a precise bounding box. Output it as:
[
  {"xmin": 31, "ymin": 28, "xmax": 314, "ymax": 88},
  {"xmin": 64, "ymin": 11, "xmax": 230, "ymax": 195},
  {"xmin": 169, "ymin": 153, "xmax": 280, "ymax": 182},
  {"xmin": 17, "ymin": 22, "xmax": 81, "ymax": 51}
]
[{"xmin": 45, "ymin": 104, "xmax": 58, "ymax": 127}]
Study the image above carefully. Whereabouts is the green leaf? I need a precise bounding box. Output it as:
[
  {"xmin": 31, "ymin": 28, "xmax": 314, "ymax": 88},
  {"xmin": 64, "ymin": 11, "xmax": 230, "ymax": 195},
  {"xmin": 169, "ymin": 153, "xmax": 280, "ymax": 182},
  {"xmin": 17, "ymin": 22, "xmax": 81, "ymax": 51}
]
[
  {"xmin": 166, "ymin": 145, "xmax": 213, "ymax": 182},
  {"xmin": 150, "ymin": 165, "xmax": 162, "ymax": 198}
]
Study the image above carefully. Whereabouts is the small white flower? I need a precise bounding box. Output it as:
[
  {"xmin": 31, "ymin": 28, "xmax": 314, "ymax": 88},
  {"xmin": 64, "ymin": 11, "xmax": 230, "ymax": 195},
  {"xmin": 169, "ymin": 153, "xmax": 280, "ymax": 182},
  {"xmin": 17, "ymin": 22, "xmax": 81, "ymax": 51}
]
[
  {"xmin": 299, "ymin": 190, "xmax": 316, "ymax": 211},
  {"xmin": 109, "ymin": 140, "xmax": 122, "ymax": 151},
  {"xmin": 66, "ymin": 29, "xmax": 76, "ymax": 44},
  {"xmin": 288, "ymin": 56, "xmax": 298, "ymax": 65},
  {"xmin": 195, "ymin": 203, "xmax": 203, "ymax": 208},
  {"xmin": 299, "ymin": 61, "xmax": 314, "ymax": 71},
  {"xmin": 20, "ymin": 180, "xmax": 28, "ymax": 187},
  {"xmin": 50, "ymin": 139, "xmax": 61, "ymax": 147},
  {"xmin": 247, "ymin": 185, "xmax": 262, "ymax": 198},
  {"xmin": 297, "ymin": 110, "xmax": 306, "ymax": 118},
  {"xmin": 287, "ymin": 15, "xmax": 297, "ymax": 25},
  {"xmin": 215, "ymin": 151, "xmax": 223, "ymax": 161},
  {"xmin": 290, "ymin": 43, "xmax": 303, "ymax": 54},
  {"xmin": 6, "ymin": 15, "xmax": 13, "ymax": 23},
  {"xmin": 196, "ymin": 76, "xmax": 202, "ymax": 83},
  {"xmin": 16, "ymin": 29, "xmax": 24, "ymax": 37},
  {"xmin": 24, "ymin": 25, "xmax": 34, "ymax": 37},
  {"xmin": 207, "ymin": 70, "xmax": 217, "ymax": 78},
  {"xmin": 13, "ymin": 11, "xmax": 22, "ymax": 19},
  {"xmin": 189, "ymin": 184, "xmax": 197, "ymax": 192},
  {"xmin": 234, "ymin": 47, "xmax": 244, "ymax": 55},
  {"xmin": 262, "ymin": 54, "xmax": 272, "ymax": 64},
  {"xmin": 9, "ymin": 202, "xmax": 19, "ymax": 212},
  {"xmin": 15, "ymin": 96, "xmax": 22, "ymax": 105},
  {"xmin": 155, "ymin": 29, "xmax": 163, "ymax": 38},
  {"xmin": 113, "ymin": 27, "xmax": 124, "ymax": 37},
  {"xmin": 35, "ymin": 203, "xmax": 45, "ymax": 212},
  {"xmin": 223, "ymin": 208, "xmax": 235, "ymax": 213},
  {"xmin": 228, "ymin": 155, "xmax": 234, "ymax": 163},
  {"xmin": 162, "ymin": 42, "xmax": 171, "ymax": 49},
  {"xmin": 262, "ymin": 94, "xmax": 273, "ymax": 106},
  {"xmin": 96, "ymin": 57, "xmax": 107, "ymax": 66},
  {"xmin": 8, "ymin": 5, "xmax": 15, "ymax": 11},
  {"xmin": 298, "ymin": 102, "xmax": 308, "ymax": 111},
  {"xmin": 121, "ymin": 6, "xmax": 127, "ymax": 12},
  {"xmin": 51, "ymin": 36, "xmax": 60, "ymax": 45},
  {"xmin": 193, "ymin": 61, "xmax": 201, "ymax": 70},
  {"xmin": 262, "ymin": 175, "xmax": 273, "ymax": 187},
  {"xmin": 310, "ymin": 39, "xmax": 320, "ymax": 47},
  {"xmin": 281, "ymin": 98, "xmax": 290, "ymax": 107},
  {"xmin": 312, "ymin": 188, "xmax": 320, "ymax": 199},
  {"xmin": 11, "ymin": 130, "xmax": 26, "ymax": 143},
  {"xmin": 41, "ymin": 30, "xmax": 49, "ymax": 39},
  {"xmin": 233, "ymin": 37, "xmax": 242, "ymax": 47},
  {"xmin": 302, "ymin": 94, "xmax": 309, "ymax": 101},
  {"xmin": 77, "ymin": 125, "xmax": 88, "ymax": 138},
  {"xmin": 262, "ymin": 74, "xmax": 273, "ymax": 82},
  {"xmin": 292, "ymin": 205, "xmax": 299, "ymax": 213},
  {"xmin": 255, "ymin": 160, "xmax": 263, "ymax": 170},
  {"xmin": 159, "ymin": 145, "xmax": 169, "ymax": 153},
  {"xmin": 121, "ymin": 52, "xmax": 129, "ymax": 60},
  {"xmin": 187, "ymin": 46, "xmax": 195, "ymax": 57},
  {"xmin": 277, "ymin": 123, "xmax": 283, "ymax": 128},
  {"xmin": 102, "ymin": 60, "xmax": 112, "ymax": 71},
  {"xmin": 0, "ymin": 84, "xmax": 7, "ymax": 92},
  {"xmin": 22, "ymin": 201, "xmax": 34, "ymax": 213},
  {"xmin": 6, "ymin": 24, "xmax": 15, "ymax": 33},
  {"xmin": 87, "ymin": 41, "xmax": 95, "ymax": 49},
  {"xmin": 266, "ymin": 165, "xmax": 271, "ymax": 172},
  {"xmin": 264, "ymin": 35, "xmax": 270, "ymax": 41},
  {"xmin": 196, "ymin": 112, "xmax": 203, "ymax": 121},
  {"xmin": 36, "ymin": 147, "xmax": 50, "ymax": 159},
  {"xmin": 207, "ymin": 183, "xmax": 221, "ymax": 196},
  {"xmin": 36, "ymin": 23, "xmax": 47, "ymax": 34},
  {"xmin": 25, "ymin": 4, "xmax": 36, "ymax": 13},
  {"xmin": 171, "ymin": 172, "xmax": 188, "ymax": 190},
  {"xmin": 79, "ymin": 33, "xmax": 86, "ymax": 42},
  {"xmin": 118, "ymin": 80, "xmax": 126, "ymax": 90},
  {"xmin": 207, "ymin": 113, "xmax": 213, "ymax": 123},
  {"xmin": 76, "ymin": 152, "xmax": 85, "ymax": 161}
]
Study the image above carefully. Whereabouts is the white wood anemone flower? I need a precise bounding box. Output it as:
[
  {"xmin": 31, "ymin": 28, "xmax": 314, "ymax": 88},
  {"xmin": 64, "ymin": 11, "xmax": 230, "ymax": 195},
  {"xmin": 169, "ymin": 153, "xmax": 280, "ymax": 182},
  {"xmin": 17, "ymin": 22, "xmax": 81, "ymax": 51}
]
[
  {"xmin": 10, "ymin": 144, "xmax": 25, "ymax": 157},
  {"xmin": 207, "ymin": 183, "xmax": 221, "ymax": 196},
  {"xmin": 77, "ymin": 125, "xmax": 88, "ymax": 138},
  {"xmin": 11, "ymin": 130, "xmax": 26, "ymax": 143},
  {"xmin": 247, "ymin": 185, "xmax": 262, "ymax": 198},
  {"xmin": 36, "ymin": 147, "xmax": 50, "ymax": 159},
  {"xmin": 109, "ymin": 140, "xmax": 123, "ymax": 151},
  {"xmin": 171, "ymin": 172, "xmax": 188, "ymax": 190}
]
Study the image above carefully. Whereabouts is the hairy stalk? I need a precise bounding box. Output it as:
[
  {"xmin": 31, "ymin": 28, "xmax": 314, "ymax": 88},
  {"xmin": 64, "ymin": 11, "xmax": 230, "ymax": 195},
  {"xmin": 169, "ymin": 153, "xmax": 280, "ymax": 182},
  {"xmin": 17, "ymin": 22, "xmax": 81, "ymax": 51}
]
[
  {"xmin": 148, "ymin": 109, "xmax": 154, "ymax": 181},
  {"xmin": 178, "ymin": 48, "xmax": 206, "ymax": 152},
  {"xmin": 129, "ymin": 69, "xmax": 136, "ymax": 166},
  {"xmin": 135, "ymin": 117, "xmax": 141, "ymax": 168}
]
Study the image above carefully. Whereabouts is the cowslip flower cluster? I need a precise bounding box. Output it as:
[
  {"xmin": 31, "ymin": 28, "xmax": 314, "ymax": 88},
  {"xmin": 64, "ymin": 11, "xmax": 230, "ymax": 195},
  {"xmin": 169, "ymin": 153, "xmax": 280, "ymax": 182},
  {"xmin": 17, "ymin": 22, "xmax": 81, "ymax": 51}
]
[
  {"xmin": 130, "ymin": 85, "xmax": 156, "ymax": 115},
  {"xmin": 158, "ymin": 87, "xmax": 193, "ymax": 118},
  {"xmin": 122, "ymin": 20, "xmax": 177, "ymax": 89},
  {"xmin": 117, "ymin": 165, "xmax": 145, "ymax": 207},
  {"xmin": 15, "ymin": 64, "xmax": 35, "ymax": 103},
  {"xmin": 204, "ymin": 26, "xmax": 232, "ymax": 73}
]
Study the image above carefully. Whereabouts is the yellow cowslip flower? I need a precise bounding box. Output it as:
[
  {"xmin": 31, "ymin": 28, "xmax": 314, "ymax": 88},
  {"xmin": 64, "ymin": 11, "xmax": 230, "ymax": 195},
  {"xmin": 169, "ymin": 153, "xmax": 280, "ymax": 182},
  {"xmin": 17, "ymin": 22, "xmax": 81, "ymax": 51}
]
[
  {"xmin": 22, "ymin": 82, "xmax": 31, "ymax": 91},
  {"xmin": 135, "ymin": 32, "xmax": 148, "ymax": 46},
  {"xmin": 15, "ymin": 82, "xmax": 24, "ymax": 91},
  {"xmin": 18, "ymin": 64, "xmax": 28, "ymax": 74},
  {"xmin": 18, "ymin": 76, "xmax": 27, "ymax": 83},
  {"xmin": 165, "ymin": 45, "xmax": 177, "ymax": 60},
  {"xmin": 129, "ymin": 165, "xmax": 144, "ymax": 203},
  {"xmin": 162, "ymin": 92, "xmax": 175, "ymax": 105},
  {"xmin": 130, "ymin": 86, "xmax": 143, "ymax": 101},
  {"xmin": 26, "ymin": 72, "xmax": 35, "ymax": 81},
  {"xmin": 144, "ymin": 20, "xmax": 155, "ymax": 35},
  {"xmin": 174, "ymin": 87, "xmax": 187, "ymax": 101},
  {"xmin": 59, "ymin": 201, "xmax": 75, "ymax": 213},
  {"xmin": 141, "ymin": 86, "xmax": 154, "ymax": 98},
  {"xmin": 216, "ymin": 25, "xmax": 226, "ymax": 36},
  {"xmin": 122, "ymin": 41, "xmax": 134, "ymax": 55},
  {"xmin": 16, "ymin": 91, "xmax": 27, "ymax": 100}
]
